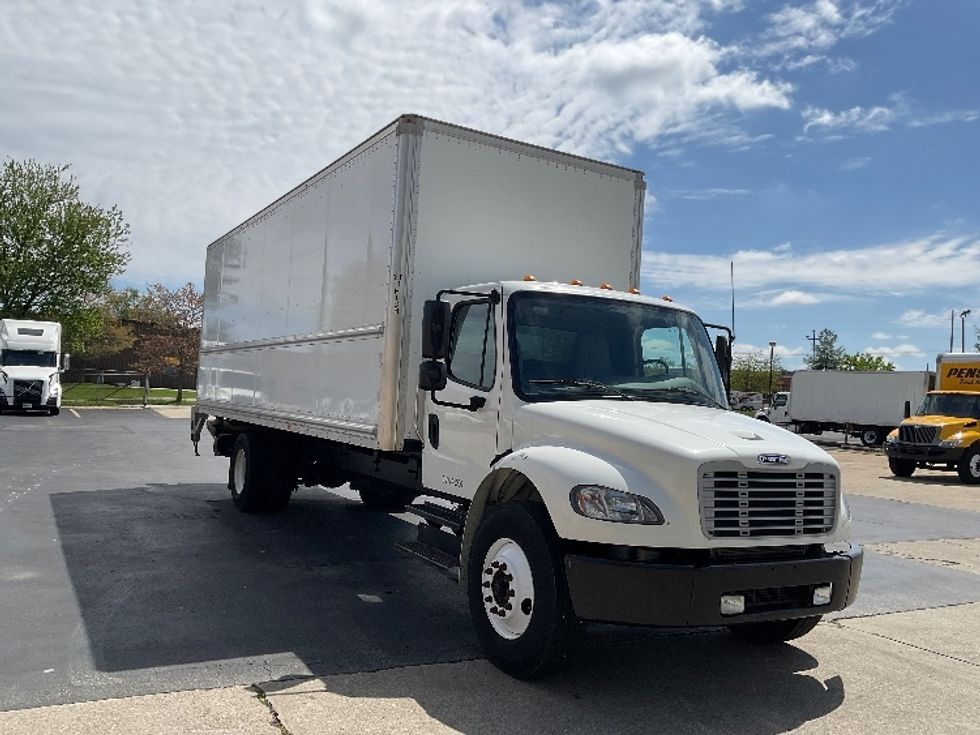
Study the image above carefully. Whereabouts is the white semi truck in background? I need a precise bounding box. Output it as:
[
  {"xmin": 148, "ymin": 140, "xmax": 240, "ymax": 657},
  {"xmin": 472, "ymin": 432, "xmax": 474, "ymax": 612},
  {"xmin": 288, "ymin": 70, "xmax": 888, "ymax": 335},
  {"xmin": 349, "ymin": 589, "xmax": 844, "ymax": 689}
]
[
  {"xmin": 757, "ymin": 370, "xmax": 934, "ymax": 447},
  {"xmin": 192, "ymin": 115, "xmax": 862, "ymax": 678},
  {"xmin": 0, "ymin": 319, "xmax": 66, "ymax": 416}
]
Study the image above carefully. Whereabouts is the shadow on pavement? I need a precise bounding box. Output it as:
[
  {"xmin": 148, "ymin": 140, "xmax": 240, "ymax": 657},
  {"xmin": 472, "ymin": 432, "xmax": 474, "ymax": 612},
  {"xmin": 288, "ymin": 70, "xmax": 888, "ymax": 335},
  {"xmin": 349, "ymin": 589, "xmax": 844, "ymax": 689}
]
[
  {"xmin": 49, "ymin": 484, "xmax": 477, "ymax": 674},
  {"xmin": 260, "ymin": 634, "xmax": 844, "ymax": 735}
]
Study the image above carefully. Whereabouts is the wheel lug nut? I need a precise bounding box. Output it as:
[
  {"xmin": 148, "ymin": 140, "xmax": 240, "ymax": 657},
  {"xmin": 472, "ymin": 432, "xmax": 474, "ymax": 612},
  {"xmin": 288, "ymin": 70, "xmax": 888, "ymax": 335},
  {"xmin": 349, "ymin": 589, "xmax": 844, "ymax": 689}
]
[
  {"xmin": 484, "ymin": 596, "xmax": 493, "ymax": 603},
  {"xmin": 482, "ymin": 581, "xmax": 490, "ymax": 588},
  {"xmin": 484, "ymin": 568, "xmax": 492, "ymax": 575},
  {"xmin": 508, "ymin": 590, "xmax": 516, "ymax": 597}
]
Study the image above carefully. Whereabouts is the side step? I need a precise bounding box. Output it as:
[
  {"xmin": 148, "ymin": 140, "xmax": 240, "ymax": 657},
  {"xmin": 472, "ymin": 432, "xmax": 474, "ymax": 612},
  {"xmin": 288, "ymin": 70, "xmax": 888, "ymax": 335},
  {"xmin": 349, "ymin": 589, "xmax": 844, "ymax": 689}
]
[
  {"xmin": 404, "ymin": 501, "xmax": 466, "ymax": 533},
  {"xmin": 396, "ymin": 521, "xmax": 461, "ymax": 581}
]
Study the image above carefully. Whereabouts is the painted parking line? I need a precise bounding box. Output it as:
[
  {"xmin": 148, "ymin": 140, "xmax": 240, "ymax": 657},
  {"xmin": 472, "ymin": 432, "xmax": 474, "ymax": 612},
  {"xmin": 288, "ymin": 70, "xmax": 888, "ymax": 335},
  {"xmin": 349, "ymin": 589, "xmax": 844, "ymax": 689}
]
[{"xmin": 68, "ymin": 409, "xmax": 81, "ymax": 418}]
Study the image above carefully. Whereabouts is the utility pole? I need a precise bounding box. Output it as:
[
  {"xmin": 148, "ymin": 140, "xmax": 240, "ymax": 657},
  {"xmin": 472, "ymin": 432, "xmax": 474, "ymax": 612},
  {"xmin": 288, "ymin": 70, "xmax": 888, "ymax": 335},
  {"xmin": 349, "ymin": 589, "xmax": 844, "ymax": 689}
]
[
  {"xmin": 950, "ymin": 310, "xmax": 955, "ymax": 352},
  {"xmin": 805, "ymin": 329, "xmax": 818, "ymax": 365},
  {"xmin": 961, "ymin": 309, "xmax": 972, "ymax": 352},
  {"xmin": 768, "ymin": 341, "xmax": 776, "ymax": 404}
]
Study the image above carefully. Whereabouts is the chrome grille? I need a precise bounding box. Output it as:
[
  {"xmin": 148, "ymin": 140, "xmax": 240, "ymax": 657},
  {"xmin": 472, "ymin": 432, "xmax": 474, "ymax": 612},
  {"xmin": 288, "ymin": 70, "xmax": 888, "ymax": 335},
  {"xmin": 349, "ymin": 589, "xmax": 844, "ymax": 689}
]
[
  {"xmin": 700, "ymin": 465, "xmax": 837, "ymax": 538},
  {"xmin": 13, "ymin": 380, "xmax": 43, "ymax": 402},
  {"xmin": 898, "ymin": 425, "xmax": 939, "ymax": 444}
]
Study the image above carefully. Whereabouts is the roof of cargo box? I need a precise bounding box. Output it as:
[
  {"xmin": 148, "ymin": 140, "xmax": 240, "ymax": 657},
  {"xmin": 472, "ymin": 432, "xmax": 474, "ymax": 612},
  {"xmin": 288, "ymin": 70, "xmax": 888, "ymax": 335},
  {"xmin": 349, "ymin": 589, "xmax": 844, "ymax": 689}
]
[{"xmin": 204, "ymin": 114, "xmax": 645, "ymax": 251}]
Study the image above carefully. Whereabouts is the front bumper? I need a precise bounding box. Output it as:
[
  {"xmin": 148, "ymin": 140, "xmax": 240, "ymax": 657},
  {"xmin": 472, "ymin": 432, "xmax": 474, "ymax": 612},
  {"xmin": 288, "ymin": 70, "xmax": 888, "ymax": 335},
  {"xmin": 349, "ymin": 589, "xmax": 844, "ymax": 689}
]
[
  {"xmin": 884, "ymin": 442, "xmax": 964, "ymax": 463},
  {"xmin": 565, "ymin": 544, "xmax": 863, "ymax": 626}
]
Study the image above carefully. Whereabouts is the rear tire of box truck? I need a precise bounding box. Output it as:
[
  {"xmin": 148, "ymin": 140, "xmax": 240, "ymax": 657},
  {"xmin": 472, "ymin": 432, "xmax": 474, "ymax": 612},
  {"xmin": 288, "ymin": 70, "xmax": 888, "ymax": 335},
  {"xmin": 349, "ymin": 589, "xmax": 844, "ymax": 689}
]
[
  {"xmin": 467, "ymin": 502, "xmax": 581, "ymax": 679},
  {"xmin": 729, "ymin": 615, "xmax": 822, "ymax": 644},
  {"xmin": 228, "ymin": 432, "xmax": 296, "ymax": 513},
  {"xmin": 859, "ymin": 427, "xmax": 886, "ymax": 447}
]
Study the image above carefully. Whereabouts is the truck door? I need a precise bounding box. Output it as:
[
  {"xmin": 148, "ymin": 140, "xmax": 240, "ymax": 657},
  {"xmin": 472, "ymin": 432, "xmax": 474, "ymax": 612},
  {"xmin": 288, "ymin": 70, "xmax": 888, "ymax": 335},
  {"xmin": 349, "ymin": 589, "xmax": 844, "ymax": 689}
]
[{"xmin": 422, "ymin": 296, "xmax": 501, "ymax": 500}]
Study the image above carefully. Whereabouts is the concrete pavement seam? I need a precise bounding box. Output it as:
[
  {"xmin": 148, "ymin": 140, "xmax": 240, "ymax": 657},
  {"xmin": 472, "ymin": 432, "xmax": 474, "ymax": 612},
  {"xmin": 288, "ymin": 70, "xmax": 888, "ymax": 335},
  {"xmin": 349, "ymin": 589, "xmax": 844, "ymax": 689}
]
[
  {"xmin": 832, "ymin": 616, "xmax": 979, "ymax": 669},
  {"xmin": 250, "ymin": 684, "xmax": 292, "ymax": 735}
]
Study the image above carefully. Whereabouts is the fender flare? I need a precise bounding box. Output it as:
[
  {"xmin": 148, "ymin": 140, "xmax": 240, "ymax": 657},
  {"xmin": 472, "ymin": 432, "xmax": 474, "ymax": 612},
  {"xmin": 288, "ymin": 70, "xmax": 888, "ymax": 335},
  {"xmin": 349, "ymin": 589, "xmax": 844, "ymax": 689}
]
[{"xmin": 459, "ymin": 446, "xmax": 631, "ymax": 582}]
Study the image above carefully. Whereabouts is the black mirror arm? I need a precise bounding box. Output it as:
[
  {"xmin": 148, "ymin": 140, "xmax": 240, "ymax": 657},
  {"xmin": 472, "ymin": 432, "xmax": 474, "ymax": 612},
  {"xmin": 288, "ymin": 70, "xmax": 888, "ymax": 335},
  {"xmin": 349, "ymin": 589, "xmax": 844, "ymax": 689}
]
[{"xmin": 430, "ymin": 391, "xmax": 486, "ymax": 411}]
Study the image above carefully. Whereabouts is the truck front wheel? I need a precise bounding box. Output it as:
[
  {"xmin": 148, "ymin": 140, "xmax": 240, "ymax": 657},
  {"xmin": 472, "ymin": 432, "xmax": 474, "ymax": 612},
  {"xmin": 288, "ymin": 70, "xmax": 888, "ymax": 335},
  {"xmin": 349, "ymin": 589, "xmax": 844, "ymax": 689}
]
[
  {"xmin": 229, "ymin": 432, "xmax": 295, "ymax": 513},
  {"xmin": 888, "ymin": 457, "xmax": 916, "ymax": 477},
  {"xmin": 957, "ymin": 445, "xmax": 980, "ymax": 484},
  {"xmin": 467, "ymin": 502, "xmax": 581, "ymax": 679},
  {"xmin": 729, "ymin": 615, "xmax": 821, "ymax": 644}
]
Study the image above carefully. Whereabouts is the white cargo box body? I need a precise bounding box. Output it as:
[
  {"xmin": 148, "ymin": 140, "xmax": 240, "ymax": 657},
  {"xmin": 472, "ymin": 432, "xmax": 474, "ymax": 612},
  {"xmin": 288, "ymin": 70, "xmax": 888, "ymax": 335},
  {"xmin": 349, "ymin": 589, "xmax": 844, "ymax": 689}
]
[
  {"xmin": 789, "ymin": 370, "xmax": 934, "ymax": 426},
  {"xmin": 198, "ymin": 115, "xmax": 645, "ymax": 451}
]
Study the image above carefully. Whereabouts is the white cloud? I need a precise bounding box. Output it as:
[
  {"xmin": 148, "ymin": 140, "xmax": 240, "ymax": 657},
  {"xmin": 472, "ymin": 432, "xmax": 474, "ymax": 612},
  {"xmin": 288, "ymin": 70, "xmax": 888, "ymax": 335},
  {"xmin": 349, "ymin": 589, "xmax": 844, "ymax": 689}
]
[
  {"xmin": 840, "ymin": 156, "xmax": 871, "ymax": 170},
  {"xmin": 870, "ymin": 332, "xmax": 891, "ymax": 340},
  {"xmin": 643, "ymin": 233, "xmax": 980, "ymax": 297},
  {"xmin": 669, "ymin": 188, "xmax": 751, "ymax": 200},
  {"xmin": 860, "ymin": 343, "xmax": 925, "ymax": 358},
  {"xmin": 733, "ymin": 342, "xmax": 806, "ymax": 357},
  {"xmin": 803, "ymin": 100, "xmax": 902, "ymax": 134},
  {"xmin": 740, "ymin": 289, "xmax": 829, "ymax": 307},
  {"xmin": 802, "ymin": 93, "xmax": 978, "ymax": 137},
  {"xmin": 897, "ymin": 309, "xmax": 957, "ymax": 328},
  {"xmin": 0, "ymin": 0, "xmax": 795, "ymax": 285},
  {"xmin": 757, "ymin": 0, "xmax": 900, "ymax": 62}
]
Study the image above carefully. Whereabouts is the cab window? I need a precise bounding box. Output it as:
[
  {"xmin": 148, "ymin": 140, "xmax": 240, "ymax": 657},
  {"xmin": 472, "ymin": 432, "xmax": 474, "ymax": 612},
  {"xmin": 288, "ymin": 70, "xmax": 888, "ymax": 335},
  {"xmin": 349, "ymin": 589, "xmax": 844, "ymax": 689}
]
[{"xmin": 447, "ymin": 301, "xmax": 496, "ymax": 390}]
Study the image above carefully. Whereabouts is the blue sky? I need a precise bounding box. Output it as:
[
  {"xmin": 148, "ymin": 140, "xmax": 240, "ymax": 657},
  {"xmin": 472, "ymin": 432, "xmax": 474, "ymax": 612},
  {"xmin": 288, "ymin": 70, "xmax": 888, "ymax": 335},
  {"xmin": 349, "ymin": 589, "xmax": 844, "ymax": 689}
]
[{"xmin": 2, "ymin": 0, "xmax": 977, "ymax": 369}]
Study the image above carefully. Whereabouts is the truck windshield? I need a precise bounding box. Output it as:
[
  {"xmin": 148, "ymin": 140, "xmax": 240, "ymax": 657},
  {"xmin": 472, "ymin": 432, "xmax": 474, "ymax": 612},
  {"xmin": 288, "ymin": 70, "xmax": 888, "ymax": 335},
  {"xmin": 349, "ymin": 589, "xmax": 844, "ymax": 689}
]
[
  {"xmin": 916, "ymin": 393, "xmax": 980, "ymax": 419},
  {"xmin": 1, "ymin": 350, "xmax": 57, "ymax": 368},
  {"xmin": 509, "ymin": 292, "xmax": 727, "ymax": 408}
]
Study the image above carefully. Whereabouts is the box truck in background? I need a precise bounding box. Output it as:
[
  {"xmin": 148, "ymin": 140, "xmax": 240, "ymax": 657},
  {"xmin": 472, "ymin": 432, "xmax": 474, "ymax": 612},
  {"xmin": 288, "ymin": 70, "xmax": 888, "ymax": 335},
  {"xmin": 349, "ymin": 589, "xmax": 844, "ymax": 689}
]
[
  {"xmin": 0, "ymin": 319, "xmax": 66, "ymax": 416},
  {"xmin": 192, "ymin": 115, "xmax": 861, "ymax": 678},
  {"xmin": 885, "ymin": 353, "xmax": 980, "ymax": 483},
  {"xmin": 757, "ymin": 370, "xmax": 934, "ymax": 447}
]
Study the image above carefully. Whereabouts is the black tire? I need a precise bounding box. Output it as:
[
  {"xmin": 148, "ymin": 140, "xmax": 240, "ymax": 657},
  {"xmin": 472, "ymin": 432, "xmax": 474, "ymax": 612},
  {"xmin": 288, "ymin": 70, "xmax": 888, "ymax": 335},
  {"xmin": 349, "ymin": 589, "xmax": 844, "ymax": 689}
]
[
  {"xmin": 467, "ymin": 502, "xmax": 581, "ymax": 679},
  {"xmin": 860, "ymin": 427, "xmax": 884, "ymax": 447},
  {"xmin": 888, "ymin": 457, "xmax": 915, "ymax": 477},
  {"xmin": 355, "ymin": 483, "xmax": 416, "ymax": 510},
  {"xmin": 755, "ymin": 415, "xmax": 771, "ymax": 423},
  {"xmin": 228, "ymin": 432, "xmax": 296, "ymax": 513},
  {"xmin": 957, "ymin": 444, "xmax": 980, "ymax": 485},
  {"xmin": 48, "ymin": 407, "xmax": 61, "ymax": 416},
  {"xmin": 729, "ymin": 615, "xmax": 822, "ymax": 644}
]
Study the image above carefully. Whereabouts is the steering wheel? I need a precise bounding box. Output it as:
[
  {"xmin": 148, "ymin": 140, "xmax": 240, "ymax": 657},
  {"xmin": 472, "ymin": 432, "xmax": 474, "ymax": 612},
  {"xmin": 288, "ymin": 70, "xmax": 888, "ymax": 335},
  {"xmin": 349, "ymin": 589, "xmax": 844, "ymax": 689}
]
[{"xmin": 642, "ymin": 358, "xmax": 671, "ymax": 375}]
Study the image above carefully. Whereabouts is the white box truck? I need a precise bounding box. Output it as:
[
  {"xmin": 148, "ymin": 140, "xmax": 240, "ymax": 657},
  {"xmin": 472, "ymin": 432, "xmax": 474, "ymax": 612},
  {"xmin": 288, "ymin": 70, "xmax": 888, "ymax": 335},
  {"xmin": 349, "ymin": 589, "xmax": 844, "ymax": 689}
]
[
  {"xmin": 757, "ymin": 371, "xmax": 934, "ymax": 446},
  {"xmin": 192, "ymin": 115, "xmax": 862, "ymax": 678},
  {"xmin": 0, "ymin": 319, "xmax": 66, "ymax": 416}
]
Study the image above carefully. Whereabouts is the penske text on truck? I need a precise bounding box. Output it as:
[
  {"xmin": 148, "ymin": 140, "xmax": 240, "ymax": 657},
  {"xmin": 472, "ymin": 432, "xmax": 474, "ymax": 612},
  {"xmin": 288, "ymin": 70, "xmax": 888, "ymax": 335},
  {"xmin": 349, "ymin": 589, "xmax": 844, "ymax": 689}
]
[
  {"xmin": 192, "ymin": 115, "xmax": 862, "ymax": 678},
  {"xmin": 885, "ymin": 353, "xmax": 980, "ymax": 483}
]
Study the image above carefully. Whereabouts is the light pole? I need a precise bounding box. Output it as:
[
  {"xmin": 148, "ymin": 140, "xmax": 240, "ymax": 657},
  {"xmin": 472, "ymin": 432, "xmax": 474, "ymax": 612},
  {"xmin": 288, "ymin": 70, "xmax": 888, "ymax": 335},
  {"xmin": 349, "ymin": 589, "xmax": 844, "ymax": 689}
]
[
  {"xmin": 961, "ymin": 309, "xmax": 972, "ymax": 351},
  {"xmin": 768, "ymin": 341, "xmax": 776, "ymax": 404}
]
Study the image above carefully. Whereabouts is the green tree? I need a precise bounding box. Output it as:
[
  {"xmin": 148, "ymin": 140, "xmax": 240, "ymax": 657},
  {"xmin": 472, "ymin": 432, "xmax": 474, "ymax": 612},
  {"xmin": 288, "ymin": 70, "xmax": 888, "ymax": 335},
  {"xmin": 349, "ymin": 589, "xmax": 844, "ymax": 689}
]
[
  {"xmin": 731, "ymin": 351, "xmax": 784, "ymax": 393},
  {"xmin": 840, "ymin": 352, "xmax": 896, "ymax": 371},
  {"xmin": 804, "ymin": 329, "xmax": 847, "ymax": 370},
  {"xmin": 132, "ymin": 283, "xmax": 203, "ymax": 403},
  {"xmin": 0, "ymin": 159, "xmax": 130, "ymax": 351},
  {"xmin": 80, "ymin": 288, "xmax": 141, "ymax": 357}
]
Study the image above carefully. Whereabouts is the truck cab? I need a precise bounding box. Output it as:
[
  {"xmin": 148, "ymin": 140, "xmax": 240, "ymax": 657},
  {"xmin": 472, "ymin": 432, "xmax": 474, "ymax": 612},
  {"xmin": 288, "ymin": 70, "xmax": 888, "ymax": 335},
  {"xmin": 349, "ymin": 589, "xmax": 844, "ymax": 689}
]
[
  {"xmin": 885, "ymin": 354, "xmax": 980, "ymax": 483},
  {"xmin": 0, "ymin": 319, "xmax": 65, "ymax": 416},
  {"xmin": 416, "ymin": 280, "xmax": 861, "ymax": 675}
]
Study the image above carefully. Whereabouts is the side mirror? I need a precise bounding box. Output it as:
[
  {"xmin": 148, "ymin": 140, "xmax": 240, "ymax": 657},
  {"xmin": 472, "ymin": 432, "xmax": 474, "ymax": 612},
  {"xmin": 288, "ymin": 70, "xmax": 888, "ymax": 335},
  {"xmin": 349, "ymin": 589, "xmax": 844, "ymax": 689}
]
[
  {"xmin": 62, "ymin": 353, "xmax": 71, "ymax": 372},
  {"xmin": 903, "ymin": 400, "xmax": 911, "ymax": 419},
  {"xmin": 714, "ymin": 335, "xmax": 731, "ymax": 393},
  {"xmin": 422, "ymin": 300, "xmax": 451, "ymax": 359},
  {"xmin": 418, "ymin": 360, "xmax": 447, "ymax": 392}
]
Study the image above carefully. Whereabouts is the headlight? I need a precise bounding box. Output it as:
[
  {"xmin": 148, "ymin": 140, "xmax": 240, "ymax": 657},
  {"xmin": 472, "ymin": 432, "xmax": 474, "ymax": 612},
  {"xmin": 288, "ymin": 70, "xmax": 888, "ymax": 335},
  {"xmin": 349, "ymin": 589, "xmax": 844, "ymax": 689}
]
[
  {"xmin": 939, "ymin": 433, "xmax": 965, "ymax": 448},
  {"xmin": 570, "ymin": 485, "xmax": 664, "ymax": 525},
  {"xmin": 885, "ymin": 431, "xmax": 898, "ymax": 444}
]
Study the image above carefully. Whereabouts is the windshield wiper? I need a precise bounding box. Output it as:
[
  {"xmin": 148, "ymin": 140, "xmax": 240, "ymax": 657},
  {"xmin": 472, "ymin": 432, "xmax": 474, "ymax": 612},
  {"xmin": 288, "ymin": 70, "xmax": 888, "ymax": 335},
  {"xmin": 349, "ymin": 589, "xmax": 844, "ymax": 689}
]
[
  {"xmin": 628, "ymin": 385, "xmax": 727, "ymax": 409},
  {"xmin": 528, "ymin": 378, "xmax": 634, "ymax": 400}
]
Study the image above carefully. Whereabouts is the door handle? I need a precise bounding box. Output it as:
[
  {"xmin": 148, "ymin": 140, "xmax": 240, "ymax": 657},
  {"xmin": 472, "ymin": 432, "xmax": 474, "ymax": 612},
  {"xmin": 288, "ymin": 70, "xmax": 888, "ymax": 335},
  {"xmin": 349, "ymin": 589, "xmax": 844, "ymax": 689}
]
[{"xmin": 428, "ymin": 414, "xmax": 440, "ymax": 449}]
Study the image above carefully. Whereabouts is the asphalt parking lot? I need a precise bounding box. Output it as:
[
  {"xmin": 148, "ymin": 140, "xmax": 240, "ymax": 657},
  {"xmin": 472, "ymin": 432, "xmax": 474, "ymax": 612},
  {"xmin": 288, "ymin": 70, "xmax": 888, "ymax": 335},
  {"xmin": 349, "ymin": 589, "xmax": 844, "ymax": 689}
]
[{"xmin": 1, "ymin": 409, "xmax": 977, "ymax": 733}]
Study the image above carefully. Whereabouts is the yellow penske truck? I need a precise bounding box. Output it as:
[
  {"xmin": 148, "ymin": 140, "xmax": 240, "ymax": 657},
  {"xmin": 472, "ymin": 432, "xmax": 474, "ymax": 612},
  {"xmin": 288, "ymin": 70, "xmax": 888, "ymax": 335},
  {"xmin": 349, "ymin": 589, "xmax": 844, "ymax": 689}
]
[{"xmin": 884, "ymin": 353, "xmax": 980, "ymax": 483}]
